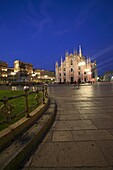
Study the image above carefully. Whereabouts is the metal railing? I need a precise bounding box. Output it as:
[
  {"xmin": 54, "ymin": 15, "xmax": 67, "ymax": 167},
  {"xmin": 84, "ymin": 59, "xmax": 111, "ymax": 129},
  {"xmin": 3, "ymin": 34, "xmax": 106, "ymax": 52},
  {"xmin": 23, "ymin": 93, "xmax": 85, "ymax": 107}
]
[{"xmin": 0, "ymin": 85, "xmax": 48, "ymax": 124}]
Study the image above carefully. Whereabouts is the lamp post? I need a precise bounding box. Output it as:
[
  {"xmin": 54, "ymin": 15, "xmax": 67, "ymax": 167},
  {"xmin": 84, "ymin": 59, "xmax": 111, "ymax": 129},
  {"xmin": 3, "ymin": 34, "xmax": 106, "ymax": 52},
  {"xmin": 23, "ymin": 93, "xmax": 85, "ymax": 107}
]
[{"xmin": 24, "ymin": 86, "xmax": 30, "ymax": 117}]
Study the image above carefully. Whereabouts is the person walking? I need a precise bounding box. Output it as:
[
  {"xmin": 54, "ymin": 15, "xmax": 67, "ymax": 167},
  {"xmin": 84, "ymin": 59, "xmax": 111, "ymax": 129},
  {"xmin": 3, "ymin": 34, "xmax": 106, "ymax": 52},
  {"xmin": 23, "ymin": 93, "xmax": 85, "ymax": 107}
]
[{"xmin": 78, "ymin": 78, "xmax": 81, "ymax": 88}]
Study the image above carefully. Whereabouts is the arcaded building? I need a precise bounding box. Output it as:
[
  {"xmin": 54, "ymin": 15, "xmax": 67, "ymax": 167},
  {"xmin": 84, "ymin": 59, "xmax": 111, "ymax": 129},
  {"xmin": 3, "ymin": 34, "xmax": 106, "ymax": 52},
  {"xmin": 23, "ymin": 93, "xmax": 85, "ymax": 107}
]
[{"xmin": 55, "ymin": 46, "xmax": 98, "ymax": 83}]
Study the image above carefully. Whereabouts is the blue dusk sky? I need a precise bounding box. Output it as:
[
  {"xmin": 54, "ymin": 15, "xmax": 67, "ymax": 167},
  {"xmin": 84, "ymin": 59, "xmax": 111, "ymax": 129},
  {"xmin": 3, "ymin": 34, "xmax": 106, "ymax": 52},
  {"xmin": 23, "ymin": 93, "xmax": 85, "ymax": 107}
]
[{"xmin": 0, "ymin": 0, "xmax": 113, "ymax": 75}]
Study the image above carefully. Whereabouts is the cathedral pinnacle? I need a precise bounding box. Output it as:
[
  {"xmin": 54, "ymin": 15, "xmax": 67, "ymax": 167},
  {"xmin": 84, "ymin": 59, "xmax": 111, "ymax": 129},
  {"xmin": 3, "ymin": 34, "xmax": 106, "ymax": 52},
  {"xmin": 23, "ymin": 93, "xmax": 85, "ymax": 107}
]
[
  {"xmin": 79, "ymin": 45, "xmax": 82, "ymax": 57},
  {"xmin": 65, "ymin": 50, "xmax": 69, "ymax": 57}
]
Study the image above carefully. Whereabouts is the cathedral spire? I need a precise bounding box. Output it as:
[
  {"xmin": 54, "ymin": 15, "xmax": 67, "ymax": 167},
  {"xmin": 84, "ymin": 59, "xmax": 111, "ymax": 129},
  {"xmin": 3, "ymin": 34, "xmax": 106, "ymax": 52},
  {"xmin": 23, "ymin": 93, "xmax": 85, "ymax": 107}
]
[
  {"xmin": 65, "ymin": 50, "xmax": 69, "ymax": 57},
  {"xmin": 89, "ymin": 57, "xmax": 91, "ymax": 63},
  {"xmin": 55, "ymin": 61, "xmax": 58, "ymax": 67},
  {"xmin": 79, "ymin": 45, "xmax": 82, "ymax": 57}
]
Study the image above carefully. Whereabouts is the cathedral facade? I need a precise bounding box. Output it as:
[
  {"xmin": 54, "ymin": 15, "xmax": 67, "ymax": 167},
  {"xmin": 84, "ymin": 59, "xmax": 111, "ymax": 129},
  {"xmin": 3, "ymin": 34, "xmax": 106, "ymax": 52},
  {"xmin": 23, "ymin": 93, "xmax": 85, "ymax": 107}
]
[{"xmin": 55, "ymin": 46, "xmax": 98, "ymax": 83}]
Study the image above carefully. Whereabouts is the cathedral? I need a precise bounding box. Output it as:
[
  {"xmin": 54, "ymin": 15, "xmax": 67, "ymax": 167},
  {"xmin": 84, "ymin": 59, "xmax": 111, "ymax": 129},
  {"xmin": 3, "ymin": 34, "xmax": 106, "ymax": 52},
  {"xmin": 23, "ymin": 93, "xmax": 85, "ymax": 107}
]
[{"xmin": 55, "ymin": 45, "xmax": 98, "ymax": 83}]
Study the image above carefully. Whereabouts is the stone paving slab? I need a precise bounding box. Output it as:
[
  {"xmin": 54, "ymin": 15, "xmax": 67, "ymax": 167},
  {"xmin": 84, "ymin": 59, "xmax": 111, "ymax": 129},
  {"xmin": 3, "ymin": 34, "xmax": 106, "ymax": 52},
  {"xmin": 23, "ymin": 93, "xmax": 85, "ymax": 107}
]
[
  {"xmin": 92, "ymin": 119, "xmax": 113, "ymax": 129},
  {"xmin": 78, "ymin": 109, "xmax": 104, "ymax": 114},
  {"xmin": 79, "ymin": 113, "xmax": 111, "ymax": 119},
  {"xmin": 108, "ymin": 129, "xmax": 113, "ymax": 135},
  {"xmin": 52, "ymin": 131, "xmax": 73, "ymax": 141},
  {"xmin": 55, "ymin": 114, "xmax": 80, "ymax": 120},
  {"xmin": 72, "ymin": 130, "xmax": 113, "ymax": 141},
  {"xmin": 52, "ymin": 130, "xmax": 113, "ymax": 142},
  {"xmin": 96, "ymin": 140, "xmax": 113, "ymax": 165},
  {"xmin": 25, "ymin": 141, "xmax": 107, "ymax": 168},
  {"xmin": 52, "ymin": 120, "xmax": 97, "ymax": 130}
]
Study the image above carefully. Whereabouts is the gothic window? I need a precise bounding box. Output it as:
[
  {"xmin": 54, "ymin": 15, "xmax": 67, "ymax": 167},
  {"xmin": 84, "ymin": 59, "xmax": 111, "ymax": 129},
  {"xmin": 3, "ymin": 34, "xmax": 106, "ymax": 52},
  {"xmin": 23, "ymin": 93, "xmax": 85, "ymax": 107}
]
[
  {"xmin": 64, "ymin": 73, "xmax": 66, "ymax": 76},
  {"xmin": 84, "ymin": 72, "xmax": 86, "ymax": 74},
  {"xmin": 64, "ymin": 68, "xmax": 65, "ymax": 71},
  {"xmin": 71, "ymin": 68, "xmax": 73, "ymax": 72},
  {"xmin": 71, "ymin": 60, "xmax": 73, "ymax": 65},
  {"xmin": 78, "ymin": 72, "xmax": 81, "ymax": 75},
  {"xmin": 78, "ymin": 66, "xmax": 81, "ymax": 70},
  {"xmin": 59, "ymin": 73, "xmax": 61, "ymax": 76}
]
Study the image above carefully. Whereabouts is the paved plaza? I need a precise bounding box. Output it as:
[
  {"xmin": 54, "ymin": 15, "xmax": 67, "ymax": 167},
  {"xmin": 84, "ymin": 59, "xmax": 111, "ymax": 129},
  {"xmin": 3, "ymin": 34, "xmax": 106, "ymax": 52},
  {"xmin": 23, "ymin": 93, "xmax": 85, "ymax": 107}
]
[{"xmin": 22, "ymin": 82, "xmax": 113, "ymax": 170}]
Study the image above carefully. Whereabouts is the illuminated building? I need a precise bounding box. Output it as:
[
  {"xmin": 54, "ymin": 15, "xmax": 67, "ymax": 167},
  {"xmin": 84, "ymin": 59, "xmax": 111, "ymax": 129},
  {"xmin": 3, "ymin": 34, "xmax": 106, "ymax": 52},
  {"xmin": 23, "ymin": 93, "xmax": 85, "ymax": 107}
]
[
  {"xmin": 0, "ymin": 61, "xmax": 8, "ymax": 82},
  {"xmin": 55, "ymin": 45, "xmax": 98, "ymax": 83},
  {"xmin": 33, "ymin": 69, "xmax": 55, "ymax": 83}
]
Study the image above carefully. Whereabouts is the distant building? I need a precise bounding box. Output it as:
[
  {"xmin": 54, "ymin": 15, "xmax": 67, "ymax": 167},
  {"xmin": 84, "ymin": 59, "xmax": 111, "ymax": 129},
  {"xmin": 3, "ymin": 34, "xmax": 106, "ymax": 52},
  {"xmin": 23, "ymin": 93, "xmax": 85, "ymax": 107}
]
[
  {"xmin": 7, "ymin": 67, "xmax": 16, "ymax": 82},
  {"xmin": 55, "ymin": 45, "xmax": 98, "ymax": 83},
  {"xmin": 103, "ymin": 71, "xmax": 113, "ymax": 81},
  {"xmin": 33, "ymin": 69, "xmax": 55, "ymax": 83},
  {"xmin": 14, "ymin": 60, "xmax": 33, "ymax": 82},
  {"xmin": 14, "ymin": 60, "xmax": 33, "ymax": 73},
  {"xmin": 0, "ymin": 59, "xmax": 55, "ymax": 83},
  {"xmin": 0, "ymin": 61, "xmax": 8, "ymax": 82}
]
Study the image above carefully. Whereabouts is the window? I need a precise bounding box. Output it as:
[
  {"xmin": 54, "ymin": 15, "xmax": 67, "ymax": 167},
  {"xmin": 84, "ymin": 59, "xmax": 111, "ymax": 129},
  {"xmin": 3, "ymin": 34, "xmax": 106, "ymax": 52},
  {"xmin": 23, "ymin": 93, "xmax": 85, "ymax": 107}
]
[
  {"xmin": 78, "ymin": 72, "xmax": 81, "ymax": 75},
  {"xmin": 64, "ymin": 73, "xmax": 66, "ymax": 76},
  {"xmin": 59, "ymin": 73, "xmax": 61, "ymax": 76},
  {"xmin": 78, "ymin": 66, "xmax": 81, "ymax": 70},
  {"xmin": 71, "ymin": 68, "xmax": 73, "ymax": 72},
  {"xmin": 64, "ymin": 68, "xmax": 65, "ymax": 71},
  {"xmin": 84, "ymin": 72, "xmax": 86, "ymax": 74},
  {"xmin": 71, "ymin": 60, "xmax": 73, "ymax": 65}
]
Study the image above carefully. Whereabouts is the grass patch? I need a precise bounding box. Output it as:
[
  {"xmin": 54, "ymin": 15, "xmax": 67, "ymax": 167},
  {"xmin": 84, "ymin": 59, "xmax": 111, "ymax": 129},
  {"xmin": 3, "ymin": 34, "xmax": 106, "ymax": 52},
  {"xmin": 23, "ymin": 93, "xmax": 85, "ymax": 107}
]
[{"xmin": 0, "ymin": 90, "xmax": 43, "ymax": 131}]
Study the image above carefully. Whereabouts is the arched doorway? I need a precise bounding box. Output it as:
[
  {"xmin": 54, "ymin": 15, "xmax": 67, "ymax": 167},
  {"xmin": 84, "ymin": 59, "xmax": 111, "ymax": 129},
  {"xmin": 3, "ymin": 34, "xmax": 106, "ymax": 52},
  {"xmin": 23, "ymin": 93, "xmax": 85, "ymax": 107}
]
[{"xmin": 71, "ymin": 77, "xmax": 73, "ymax": 84}]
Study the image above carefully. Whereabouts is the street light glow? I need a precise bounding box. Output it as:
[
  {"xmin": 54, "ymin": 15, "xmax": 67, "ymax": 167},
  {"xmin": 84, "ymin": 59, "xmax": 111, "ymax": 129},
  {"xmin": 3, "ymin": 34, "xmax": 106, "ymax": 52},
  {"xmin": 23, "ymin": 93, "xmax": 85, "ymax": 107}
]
[
  {"xmin": 10, "ymin": 72, "xmax": 16, "ymax": 76},
  {"xmin": 88, "ymin": 72, "xmax": 92, "ymax": 75},
  {"xmin": 85, "ymin": 68, "xmax": 90, "ymax": 72},
  {"xmin": 78, "ymin": 61, "xmax": 85, "ymax": 66}
]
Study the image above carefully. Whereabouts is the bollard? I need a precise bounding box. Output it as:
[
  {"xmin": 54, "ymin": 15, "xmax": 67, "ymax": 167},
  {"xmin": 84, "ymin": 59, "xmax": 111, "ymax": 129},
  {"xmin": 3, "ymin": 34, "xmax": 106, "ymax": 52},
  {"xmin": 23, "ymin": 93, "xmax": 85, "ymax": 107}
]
[{"xmin": 24, "ymin": 86, "xmax": 30, "ymax": 118}]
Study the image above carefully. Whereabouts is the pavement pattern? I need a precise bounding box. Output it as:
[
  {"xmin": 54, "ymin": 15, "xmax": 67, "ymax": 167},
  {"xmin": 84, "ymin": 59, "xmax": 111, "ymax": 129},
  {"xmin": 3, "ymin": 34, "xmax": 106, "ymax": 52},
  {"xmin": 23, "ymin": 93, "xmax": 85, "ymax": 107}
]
[{"xmin": 21, "ymin": 82, "xmax": 113, "ymax": 170}]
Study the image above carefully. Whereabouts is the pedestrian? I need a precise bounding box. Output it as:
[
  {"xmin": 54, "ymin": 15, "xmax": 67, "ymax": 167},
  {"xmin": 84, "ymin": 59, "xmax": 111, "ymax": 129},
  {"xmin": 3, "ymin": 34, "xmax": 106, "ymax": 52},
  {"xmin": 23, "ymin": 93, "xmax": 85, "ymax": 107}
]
[{"xmin": 78, "ymin": 79, "xmax": 81, "ymax": 88}]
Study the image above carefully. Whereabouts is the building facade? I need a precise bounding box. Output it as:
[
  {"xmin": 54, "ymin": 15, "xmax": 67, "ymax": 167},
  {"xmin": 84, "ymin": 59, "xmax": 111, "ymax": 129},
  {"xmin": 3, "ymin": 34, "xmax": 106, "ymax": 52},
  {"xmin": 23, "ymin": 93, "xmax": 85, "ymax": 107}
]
[
  {"xmin": 55, "ymin": 46, "xmax": 98, "ymax": 83},
  {"xmin": 13, "ymin": 60, "xmax": 33, "ymax": 82},
  {"xmin": 103, "ymin": 71, "xmax": 113, "ymax": 81},
  {"xmin": 0, "ymin": 61, "xmax": 8, "ymax": 82},
  {"xmin": 0, "ymin": 59, "xmax": 55, "ymax": 83},
  {"xmin": 31, "ymin": 69, "xmax": 55, "ymax": 83}
]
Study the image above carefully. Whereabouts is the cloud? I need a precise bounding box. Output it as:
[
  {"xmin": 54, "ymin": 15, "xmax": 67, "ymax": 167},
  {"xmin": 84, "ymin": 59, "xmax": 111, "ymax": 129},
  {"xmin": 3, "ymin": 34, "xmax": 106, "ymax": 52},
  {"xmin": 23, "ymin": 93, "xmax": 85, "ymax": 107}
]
[
  {"xmin": 74, "ymin": 1, "xmax": 99, "ymax": 29},
  {"xmin": 54, "ymin": 28, "xmax": 70, "ymax": 35},
  {"xmin": 19, "ymin": 0, "xmax": 53, "ymax": 36}
]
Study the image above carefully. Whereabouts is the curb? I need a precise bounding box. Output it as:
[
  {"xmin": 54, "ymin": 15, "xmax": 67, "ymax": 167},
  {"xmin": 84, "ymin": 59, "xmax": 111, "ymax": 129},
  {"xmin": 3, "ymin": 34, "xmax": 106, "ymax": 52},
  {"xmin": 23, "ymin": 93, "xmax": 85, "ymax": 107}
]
[
  {"xmin": 0, "ymin": 99, "xmax": 57, "ymax": 170},
  {"xmin": 0, "ymin": 98, "xmax": 49, "ymax": 151}
]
